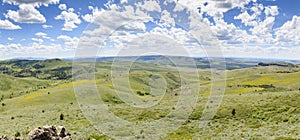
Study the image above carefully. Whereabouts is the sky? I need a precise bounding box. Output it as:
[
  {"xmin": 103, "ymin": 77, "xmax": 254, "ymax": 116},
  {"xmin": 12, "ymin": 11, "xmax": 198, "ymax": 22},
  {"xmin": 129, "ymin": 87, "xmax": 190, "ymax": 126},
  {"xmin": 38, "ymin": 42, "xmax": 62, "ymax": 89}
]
[{"xmin": 0, "ymin": 0, "xmax": 300, "ymax": 60}]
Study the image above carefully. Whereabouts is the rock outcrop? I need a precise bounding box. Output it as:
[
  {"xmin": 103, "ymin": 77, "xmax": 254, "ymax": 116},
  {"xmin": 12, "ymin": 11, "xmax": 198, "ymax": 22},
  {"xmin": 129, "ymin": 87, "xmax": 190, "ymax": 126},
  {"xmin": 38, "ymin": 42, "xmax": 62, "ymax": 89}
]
[
  {"xmin": 27, "ymin": 126, "xmax": 71, "ymax": 140},
  {"xmin": 0, "ymin": 136, "xmax": 10, "ymax": 140}
]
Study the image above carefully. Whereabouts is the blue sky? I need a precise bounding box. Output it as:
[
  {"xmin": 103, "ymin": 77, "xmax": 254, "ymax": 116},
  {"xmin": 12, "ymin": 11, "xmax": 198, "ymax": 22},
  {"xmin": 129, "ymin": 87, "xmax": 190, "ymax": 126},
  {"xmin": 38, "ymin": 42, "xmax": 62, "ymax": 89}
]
[{"xmin": 0, "ymin": 0, "xmax": 300, "ymax": 59}]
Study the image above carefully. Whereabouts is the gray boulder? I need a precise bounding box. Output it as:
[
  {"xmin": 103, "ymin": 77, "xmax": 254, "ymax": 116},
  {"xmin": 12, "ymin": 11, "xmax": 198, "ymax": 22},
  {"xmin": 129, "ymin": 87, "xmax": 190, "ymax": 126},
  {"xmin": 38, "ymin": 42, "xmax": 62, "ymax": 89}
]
[
  {"xmin": 0, "ymin": 136, "xmax": 9, "ymax": 140},
  {"xmin": 27, "ymin": 126, "xmax": 71, "ymax": 140}
]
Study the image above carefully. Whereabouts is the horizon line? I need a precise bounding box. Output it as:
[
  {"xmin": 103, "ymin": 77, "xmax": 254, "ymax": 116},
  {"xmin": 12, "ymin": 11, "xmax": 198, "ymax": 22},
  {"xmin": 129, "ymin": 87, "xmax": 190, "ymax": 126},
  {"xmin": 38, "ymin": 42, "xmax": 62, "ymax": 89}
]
[{"xmin": 2, "ymin": 55, "xmax": 300, "ymax": 62}]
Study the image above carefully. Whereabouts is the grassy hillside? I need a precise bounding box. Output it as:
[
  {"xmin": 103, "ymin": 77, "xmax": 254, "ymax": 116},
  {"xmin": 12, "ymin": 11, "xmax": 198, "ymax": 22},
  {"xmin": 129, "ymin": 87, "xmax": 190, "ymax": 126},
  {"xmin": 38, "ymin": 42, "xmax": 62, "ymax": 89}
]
[
  {"xmin": 0, "ymin": 59, "xmax": 72, "ymax": 80},
  {"xmin": 1, "ymin": 59, "xmax": 300, "ymax": 139},
  {"xmin": 0, "ymin": 74, "xmax": 55, "ymax": 100}
]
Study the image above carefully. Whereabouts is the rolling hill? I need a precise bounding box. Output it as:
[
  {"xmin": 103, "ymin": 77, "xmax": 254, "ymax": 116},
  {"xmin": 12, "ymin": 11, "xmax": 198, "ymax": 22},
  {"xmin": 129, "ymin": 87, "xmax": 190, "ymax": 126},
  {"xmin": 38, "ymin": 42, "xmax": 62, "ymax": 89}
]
[{"xmin": 0, "ymin": 57, "xmax": 300, "ymax": 139}]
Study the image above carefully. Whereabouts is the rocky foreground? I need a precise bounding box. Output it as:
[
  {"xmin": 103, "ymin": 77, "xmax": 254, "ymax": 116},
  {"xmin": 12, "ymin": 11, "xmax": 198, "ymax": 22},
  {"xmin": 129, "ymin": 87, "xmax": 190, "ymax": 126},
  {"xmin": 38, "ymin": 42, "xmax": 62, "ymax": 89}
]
[{"xmin": 0, "ymin": 126, "xmax": 72, "ymax": 140}]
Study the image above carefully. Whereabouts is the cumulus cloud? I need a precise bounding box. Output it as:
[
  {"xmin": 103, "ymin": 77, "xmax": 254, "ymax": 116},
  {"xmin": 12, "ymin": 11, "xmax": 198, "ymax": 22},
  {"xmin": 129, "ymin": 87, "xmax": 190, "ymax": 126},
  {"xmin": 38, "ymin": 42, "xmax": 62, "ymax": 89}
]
[
  {"xmin": 82, "ymin": 4, "xmax": 151, "ymax": 28},
  {"xmin": 234, "ymin": 11, "xmax": 258, "ymax": 26},
  {"xmin": 35, "ymin": 32, "xmax": 52, "ymax": 40},
  {"xmin": 178, "ymin": 0, "xmax": 257, "ymax": 20},
  {"xmin": 275, "ymin": 16, "xmax": 300, "ymax": 44},
  {"xmin": 87, "ymin": 5, "xmax": 151, "ymax": 33},
  {"xmin": 135, "ymin": 0, "xmax": 161, "ymax": 12},
  {"xmin": 3, "ymin": 0, "xmax": 59, "ymax": 7},
  {"xmin": 210, "ymin": 19, "xmax": 254, "ymax": 44},
  {"xmin": 251, "ymin": 17, "xmax": 275, "ymax": 36},
  {"xmin": 160, "ymin": 10, "xmax": 175, "ymax": 27},
  {"xmin": 7, "ymin": 43, "xmax": 21, "ymax": 50},
  {"xmin": 0, "ymin": 19, "xmax": 21, "ymax": 30},
  {"xmin": 230, "ymin": 3, "xmax": 278, "ymax": 44},
  {"xmin": 234, "ymin": 3, "xmax": 264, "ymax": 27},
  {"xmin": 79, "ymin": 0, "xmax": 217, "ymax": 57},
  {"xmin": 58, "ymin": 4, "xmax": 67, "ymax": 10},
  {"xmin": 264, "ymin": 5, "xmax": 279, "ymax": 17},
  {"xmin": 35, "ymin": 32, "xmax": 47, "ymax": 37},
  {"xmin": 82, "ymin": 6, "xmax": 103, "ymax": 23},
  {"xmin": 57, "ymin": 35, "xmax": 79, "ymax": 49},
  {"xmin": 6, "ymin": 4, "xmax": 46, "ymax": 23},
  {"xmin": 32, "ymin": 38, "xmax": 44, "ymax": 44},
  {"xmin": 55, "ymin": 8, "xmax": 81, "ymax": 31}
]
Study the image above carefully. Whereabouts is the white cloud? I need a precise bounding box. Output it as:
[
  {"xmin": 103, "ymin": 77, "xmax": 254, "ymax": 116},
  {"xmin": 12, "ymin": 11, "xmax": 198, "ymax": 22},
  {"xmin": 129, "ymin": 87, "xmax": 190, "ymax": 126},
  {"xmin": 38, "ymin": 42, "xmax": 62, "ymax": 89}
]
[
  {"xmin": 136, "ymin": 0, "xmax": 161, "ymax": 12},
  {"xmin": 82, "ymin": 14, "xmax": 93, "ymax": 23},
  {"xmin": 160, "ymin": 10, "xmax": 175, "ymax": 27},
  {"xmin": 264, "ymin": 6, "xmax": 279, "ymax": 17},
  {"xmin": 32, "ymin": 38, "xmax": 44, "ymax": 44},
  {"xmin": 42, "ymin": 24, "xmax": 53, "ymax": 29},
  {"xmin": 55, "ymin": 8, "xmax": 81, "ymax": 31},
  {"xmin": 120, "ymin": 0, "xmax": 128, "ymax": 4},
  {"xmin": 0, "ymin": 19, "xmax": 21, "ymax": 30},
  {"xmin": 35, "ymin": 32, "xmax": 47, "ymax": 37},
  {"xmin": 76, "ymin": 0, "xmax": 300, "ymax": 60},
  {"xmin": 6, "ymin": 4, "xmax": 46, "ymax": 23},
  {"xmin": 58, "ymin": 4, "xmax": 67, "ymax": 10},
  {"xmin": 251, "ymin": 17, "xmax": 275, "ymax": 36},
  {"xmin": 114, "ymin": 34, "xmax": 189, "ymax": 56},
  {"xmin": 57, "ymin": 35, "xmax": 71, "ymax": 41},
  {"xmin": 3, "ymin": 0, "xmax": 59, "ymax": 7},
  {"xmin": 0, "ymin": 42, "xmax": 69, "ymax": 59},
  {"xmin": 8, "ymin": 37, "xmax": 14, "ymax": 41},
  {"xmin": 78, "ymin": 3, "xmax": 157, "ymax": 57},
  {"xmin": 82, "ymin": 4, "xmax": 151, "ymax": 26},
  {"xmin": 211, "ymin": 19, "xmax": 236, "ymax": 40},
  {"xmin": 244, "ymin": 16, "xmax": 275, "ymax": 44},
  {"xmin": 34, "ymin": 32, "xmax": 54, "ymax": 41},
  {"xmin": 101, "ymin": 5, "xmax": 150, "ymax": 28},
  {"xmin": 98, "ymin": 28, "xmax": 196, "ymax": 57},
  {"xmin": 57, "ymin": 35, "xmax": 79, "ymax": 49},
  {"xmin": 178, "ymin": 0, "xmax": 257, "ymax": 20},
  {"xmin": 251, "ymin": 3, "xmax": 264, "ymax": 14},
  {"xmin": 234, "ymin": 11, "xmax": 258, "ymax": 26},
  {"xmin": 79, "ymin": 1, "xmax": 213, "ymax": 57},
  {"xmin": 150, "ymin": 26, "xmax": 197, "ymax": 48},
  {"xmin": 234, "ymin": 3, "xmax": 264, "ymax": 27},
  {"xmin": 210, "ymin": 19, "xmax": 255, "ymax": 45},
  {"xmin": 221, "ymin": 44, "xmax": 300, "ymax": 60},
  {"xmin": 275, "ymin": 16, "xmax": 300, "ymax": 44},
  {"xmin": 7, "ymin": 43, "xmax": 21, "ymax": 50},
  {"xmin": 82, "ymin": 6, "xmax": 103, "ymax": 23}
]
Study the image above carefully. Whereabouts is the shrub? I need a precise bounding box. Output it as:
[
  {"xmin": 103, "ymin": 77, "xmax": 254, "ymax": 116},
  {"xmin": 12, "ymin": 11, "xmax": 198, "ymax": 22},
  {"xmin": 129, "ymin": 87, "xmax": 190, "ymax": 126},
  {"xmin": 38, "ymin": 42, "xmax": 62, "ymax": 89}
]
[
  {"xmin": 136, "ymin": 91, "xmax": 144, "ymax": 96},
  {"xmin": 232, "ymin": 109, "xmax": 236, "ymax": 116},
  {"xmin": 60, "ymin": 113, "xmax": 64, "ymax": 120},
  {"xmin": 15, "ymin": 131, "xmax": 21, "ymax": 137}
]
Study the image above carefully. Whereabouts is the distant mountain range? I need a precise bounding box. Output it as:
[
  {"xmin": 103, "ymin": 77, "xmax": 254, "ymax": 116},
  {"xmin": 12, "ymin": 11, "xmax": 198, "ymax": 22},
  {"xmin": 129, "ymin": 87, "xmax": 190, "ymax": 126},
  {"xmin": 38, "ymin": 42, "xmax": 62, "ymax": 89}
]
[
  {"xmin": 67, "ymin": 55, "xmax": 300, "ymax": 70},
  {"xmin": 3, "ymin": 55, "xmax": 300, "ymax": 70},
  {"xmin": 7, "ymin": 55, "xmax": 300, "ymax": 63}
]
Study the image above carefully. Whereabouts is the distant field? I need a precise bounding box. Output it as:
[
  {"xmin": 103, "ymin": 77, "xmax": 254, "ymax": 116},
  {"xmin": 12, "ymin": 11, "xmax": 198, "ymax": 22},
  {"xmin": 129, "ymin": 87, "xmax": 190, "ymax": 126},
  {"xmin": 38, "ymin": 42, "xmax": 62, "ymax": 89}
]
[{"xmin": 0, "ymin": 58, "xmax": 300, "ymax": 139}]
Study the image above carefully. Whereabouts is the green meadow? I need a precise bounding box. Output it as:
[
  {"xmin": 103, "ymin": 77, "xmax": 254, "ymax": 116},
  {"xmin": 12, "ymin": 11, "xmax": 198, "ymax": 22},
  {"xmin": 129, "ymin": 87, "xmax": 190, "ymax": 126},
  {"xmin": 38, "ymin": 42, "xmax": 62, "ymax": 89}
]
[{"xmin": 0, "ymin": 58, "xmax": 300, "ymax": 139}]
